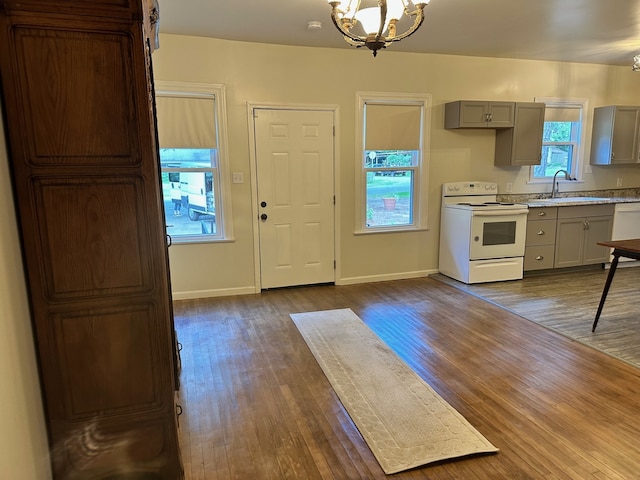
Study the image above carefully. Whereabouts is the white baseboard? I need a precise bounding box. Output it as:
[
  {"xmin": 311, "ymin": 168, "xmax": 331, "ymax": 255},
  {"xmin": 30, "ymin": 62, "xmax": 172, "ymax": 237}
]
[
  {"xmin": 336, "ymin": 269, "xmax": 437, "ymax": 286},
  {"xmin": 172, "ymin": 270, "xmax": 440, "ymax": 299},
  {"xmin": 171, "ymin": 285, "xmax": 258, "ymax": 300}
]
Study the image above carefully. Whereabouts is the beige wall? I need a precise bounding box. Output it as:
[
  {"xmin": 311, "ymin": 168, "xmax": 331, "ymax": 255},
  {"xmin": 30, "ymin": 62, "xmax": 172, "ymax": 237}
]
[
  {"xmin": 153, "ymin": 34, "xmax": 640, "ymax": 298},
  {"xmin": 0, "ymin": 98, "xmax": 51, "ymax": 478},
  {"xmin": 0, "ymin": 32, "xmax": 638, "ymax": 474}
]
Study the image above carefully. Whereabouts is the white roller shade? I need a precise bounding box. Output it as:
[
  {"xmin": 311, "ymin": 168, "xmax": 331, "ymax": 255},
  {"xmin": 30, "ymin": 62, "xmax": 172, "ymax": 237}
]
[
  {"xmin": 544, "ymin": 106, "xmax": 580, "ymax": 122},
  {"xmin": 365, "ymin": 103, "xmax": 421, "ymax": 151},
  {"xmin": 156, "ymin": 95, "xmax": 217, "ymax": 148}
]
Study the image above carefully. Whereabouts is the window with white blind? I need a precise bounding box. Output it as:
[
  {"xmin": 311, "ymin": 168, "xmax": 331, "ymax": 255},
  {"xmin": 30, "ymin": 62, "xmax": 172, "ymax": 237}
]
[
  {"xmin": 355, "ymin": 92, "xmax": 431, "ymax": 233},
  {"xmin": 531, "ymin": 98, "xmax": 587, "ymax": 181},
  {"xmin": 155, "ymin": 82, "xmax": 232, "ymax": 242}
]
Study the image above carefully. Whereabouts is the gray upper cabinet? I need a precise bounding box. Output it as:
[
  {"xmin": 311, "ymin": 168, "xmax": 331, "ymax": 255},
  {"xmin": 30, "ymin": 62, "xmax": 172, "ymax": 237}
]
[
  {"xmin": 494, "ymin": 102, "xmax": 545, "ymax": 166},
  {"xmin": 590, "ymin": 105, "xmax": 640, "ymax": 165},
  {"xmin": 445, "ymin": 100, "xmax": 515, "ymax": 128}
]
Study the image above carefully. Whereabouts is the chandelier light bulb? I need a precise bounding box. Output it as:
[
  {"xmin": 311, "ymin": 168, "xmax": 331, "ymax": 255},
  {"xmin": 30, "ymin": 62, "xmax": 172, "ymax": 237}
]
[{"xmin": 328, "ymin": 0, "xmax": 431, "ymax": 57}]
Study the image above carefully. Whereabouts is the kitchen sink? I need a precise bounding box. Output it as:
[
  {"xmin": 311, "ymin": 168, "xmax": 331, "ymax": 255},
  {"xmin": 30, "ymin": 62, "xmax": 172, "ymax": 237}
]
[{"xmin": 534, "ymin": 196, "xmax": 610, "ymax": 204}]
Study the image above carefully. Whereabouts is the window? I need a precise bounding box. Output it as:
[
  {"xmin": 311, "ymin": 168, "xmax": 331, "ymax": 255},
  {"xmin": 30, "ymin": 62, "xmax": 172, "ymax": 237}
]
[
  {"xmin": 356, "ymin": 92, "xmax": 431, "ymax": 232},
  {"xmin": 531, "ymin": 98, "xmax": 587, "ymax": 181},
  {"xmin": 155, "ymin": 82, "xmax": 232, "ymax": 242}
]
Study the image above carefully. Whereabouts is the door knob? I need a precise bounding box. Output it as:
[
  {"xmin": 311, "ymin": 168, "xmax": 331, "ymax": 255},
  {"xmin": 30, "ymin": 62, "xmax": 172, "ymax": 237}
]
[
  {"xmin": 260, "ymin": 213, "xmax": 268, "ymax": 220},
  {"xmin": 261, "ymin": 201, "xmax": 267, "ymax": 208}
]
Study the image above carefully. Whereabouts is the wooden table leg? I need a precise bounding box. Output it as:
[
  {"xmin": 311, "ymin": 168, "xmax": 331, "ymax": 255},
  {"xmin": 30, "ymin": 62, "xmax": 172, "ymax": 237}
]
[{"xmin": 592, "ymin": 254, "xmax": 620, "ymax": 332}]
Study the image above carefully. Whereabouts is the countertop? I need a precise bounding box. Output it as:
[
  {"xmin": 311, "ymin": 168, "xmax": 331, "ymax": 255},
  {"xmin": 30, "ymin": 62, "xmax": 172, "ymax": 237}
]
[{"xmin": 526, "ymin": 197, "xmax": 640, "ymax": 208}]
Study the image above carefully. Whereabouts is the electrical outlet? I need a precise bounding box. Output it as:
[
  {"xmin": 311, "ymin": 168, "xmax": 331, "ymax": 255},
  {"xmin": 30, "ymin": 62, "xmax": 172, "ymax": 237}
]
[
  {"xmin": 585, "ymin": 164, "xmax": 592, "ymax": 174},
  {"xmin": 616, "ymin": 177, "xmax": 623, "ymax": 187},
  {"xmin": 506, "ymin": 182, "xmax": 513, "ymax": 193}
]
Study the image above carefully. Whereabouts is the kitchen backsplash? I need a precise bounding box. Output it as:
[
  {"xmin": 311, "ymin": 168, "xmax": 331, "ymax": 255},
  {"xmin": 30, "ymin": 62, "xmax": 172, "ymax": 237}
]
[{"xmin": 498, "ymin": 187, "xmax": 640, "ymax": 203}]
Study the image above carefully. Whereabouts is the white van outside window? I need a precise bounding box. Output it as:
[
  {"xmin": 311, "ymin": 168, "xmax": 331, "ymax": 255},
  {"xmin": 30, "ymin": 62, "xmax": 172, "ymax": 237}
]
[{"xmin": 155, "ymin": 82, "xmax": 233, "ymax": 242}]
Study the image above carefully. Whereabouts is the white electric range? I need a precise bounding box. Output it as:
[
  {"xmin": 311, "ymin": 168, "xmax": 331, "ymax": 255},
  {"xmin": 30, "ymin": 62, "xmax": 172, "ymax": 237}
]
[{"xmin": 439, "ymin": 181, "xmax": 529, "ymax": 284}]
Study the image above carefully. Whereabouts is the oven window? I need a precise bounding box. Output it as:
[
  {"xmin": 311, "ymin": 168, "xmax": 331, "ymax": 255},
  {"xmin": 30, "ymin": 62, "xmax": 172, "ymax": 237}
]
[{"xmin": 483, "ymin": 221, "xmax": 517, "ymax": 245}]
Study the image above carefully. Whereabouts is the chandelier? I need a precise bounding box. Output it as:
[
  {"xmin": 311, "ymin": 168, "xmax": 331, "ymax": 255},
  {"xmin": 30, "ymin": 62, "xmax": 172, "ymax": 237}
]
[{"xmin": 328, "ymin": 0, "xmax": 430, "ymax": 57}]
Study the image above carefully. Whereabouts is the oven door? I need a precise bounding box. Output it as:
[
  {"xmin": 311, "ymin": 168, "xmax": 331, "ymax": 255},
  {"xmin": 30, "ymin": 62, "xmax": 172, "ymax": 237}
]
[{"xmin": 469, "ymin": 210, "xmax": 528, "ymax": 260}]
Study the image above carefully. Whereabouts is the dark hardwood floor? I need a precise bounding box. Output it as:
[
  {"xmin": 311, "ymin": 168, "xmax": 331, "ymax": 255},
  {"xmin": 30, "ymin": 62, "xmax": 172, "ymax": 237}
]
[
  {"xmin": 432, "ymin": 266, "xmax": 640, "ymax": 368},
  {"xmin": 173, "ymin": 277, "xmax": 640, "ymax": 479}
]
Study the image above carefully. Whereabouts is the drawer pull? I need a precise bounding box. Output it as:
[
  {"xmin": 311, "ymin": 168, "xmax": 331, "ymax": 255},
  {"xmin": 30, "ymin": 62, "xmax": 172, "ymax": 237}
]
[
  {"xmin": 535, "ymin": 255, "xmax": 544, "ymax": 260},
  {"xmin": 536, "ymin": 230, "xmax": 545, "ymax": 235},
  {"xmin": 537, "ymin": 211, "xmax": 546, "ymax": 216}
]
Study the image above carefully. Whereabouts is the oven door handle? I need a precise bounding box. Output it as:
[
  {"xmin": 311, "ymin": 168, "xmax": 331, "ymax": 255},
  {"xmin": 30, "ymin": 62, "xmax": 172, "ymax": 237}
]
[{"xmin": 472, "ymin": 209, "xmax": 529, "ymax": 217}]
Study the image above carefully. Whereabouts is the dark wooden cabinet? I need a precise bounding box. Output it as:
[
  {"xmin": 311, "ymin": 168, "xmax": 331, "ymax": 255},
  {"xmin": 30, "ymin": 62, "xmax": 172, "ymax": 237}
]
[{"xmin": 0, "ymin": 1, "xmax": 182, "ymax": 478}]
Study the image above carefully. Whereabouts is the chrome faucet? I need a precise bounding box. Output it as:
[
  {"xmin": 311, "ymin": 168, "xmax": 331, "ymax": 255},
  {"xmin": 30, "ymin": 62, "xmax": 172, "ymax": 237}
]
[{"xmin": 551, "ymin": 169, "xmax": 575, "ymax": 198}]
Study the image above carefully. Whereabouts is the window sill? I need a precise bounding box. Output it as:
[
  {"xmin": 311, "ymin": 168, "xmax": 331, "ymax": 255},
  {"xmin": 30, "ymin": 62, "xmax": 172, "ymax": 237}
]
[
  {"xmin": 527, "ymin": 178, "xmax": 584, "ymax": 185},
  {"xmin": 169, "ymin": 236, "xmax": 235, "ymax": 245},
  {"xmin": 354, "ymin": 226, "xmax": 428, "ymax": 235}
]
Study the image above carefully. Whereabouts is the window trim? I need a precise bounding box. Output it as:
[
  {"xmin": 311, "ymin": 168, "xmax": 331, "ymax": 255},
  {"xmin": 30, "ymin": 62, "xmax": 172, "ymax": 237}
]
[
  {"xmin": 529, "ymin": 97, "xmax": 588, "ymax": 185},
  {"xmin": 155, "ymin": 81, "xmax": 234, "ymax": 243},
  {"xmin": 354, "ymin": 92, "xmax": 431, "ymax": 234}
]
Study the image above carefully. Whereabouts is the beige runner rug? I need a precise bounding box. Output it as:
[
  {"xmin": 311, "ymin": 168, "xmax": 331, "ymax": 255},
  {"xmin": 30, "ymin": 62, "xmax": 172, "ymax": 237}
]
[{"xmin": 290, "ymin": 308, "xmax": 498, "ymax": 474}]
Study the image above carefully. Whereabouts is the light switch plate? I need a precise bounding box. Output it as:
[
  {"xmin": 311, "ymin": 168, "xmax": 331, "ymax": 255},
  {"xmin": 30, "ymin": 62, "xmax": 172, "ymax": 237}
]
[{"xmin": 232, "ymin": 172, "xmax": 244, "ymax": 184}]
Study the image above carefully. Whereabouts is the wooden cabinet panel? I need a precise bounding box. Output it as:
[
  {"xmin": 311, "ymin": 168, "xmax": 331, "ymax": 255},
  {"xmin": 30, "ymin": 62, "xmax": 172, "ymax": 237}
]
[
  {"xmin": 53, "ymin": 306, "xmax": 164, "ymax": 416},
  {"xmin": 15, "ymin": 28, "xmax": 135, "ymax": 162},
  {"xmin": 36, "ymin": 178, "xmax": 150, "ymax": 297},
  {"xmin": 0, "ymin": 2, "xmax": 182, "ymax": 478},
  {"xmin": 1, "ymin": 0, "xmax": 139, "ymax": 19}
]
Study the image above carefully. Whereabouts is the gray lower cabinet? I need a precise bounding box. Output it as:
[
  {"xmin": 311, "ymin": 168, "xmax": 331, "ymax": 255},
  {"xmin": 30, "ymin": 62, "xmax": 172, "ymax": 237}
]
[
  {"xmin": 524, "ymin": 207, "xmax": 557, "ymax": 271},
  {"xmin": 554, "ymin": 205, "xmax": 614, "ymax": 268}
]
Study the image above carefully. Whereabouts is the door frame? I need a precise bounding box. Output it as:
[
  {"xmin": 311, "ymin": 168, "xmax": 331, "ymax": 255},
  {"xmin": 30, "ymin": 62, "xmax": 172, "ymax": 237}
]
[{"xmin": 247, "ymin": 102, "xmax": 341, "ymax": 291}]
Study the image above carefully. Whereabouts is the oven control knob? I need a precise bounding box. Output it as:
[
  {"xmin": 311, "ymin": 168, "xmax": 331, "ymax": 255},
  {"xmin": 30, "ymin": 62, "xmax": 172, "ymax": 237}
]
[
  {"xmin": 474, "ymin": 236, "xmax": 480, "ymax": 242},
  {"xmin": 454, "ymin": 186, "xmax": 460, "ymax": 191}
]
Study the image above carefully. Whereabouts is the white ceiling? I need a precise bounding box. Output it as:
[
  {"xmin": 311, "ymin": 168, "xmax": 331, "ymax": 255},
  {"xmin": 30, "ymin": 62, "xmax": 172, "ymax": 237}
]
[{"xmin": 159, "ymin": 0, "xmax": 640, "ymax": 67}]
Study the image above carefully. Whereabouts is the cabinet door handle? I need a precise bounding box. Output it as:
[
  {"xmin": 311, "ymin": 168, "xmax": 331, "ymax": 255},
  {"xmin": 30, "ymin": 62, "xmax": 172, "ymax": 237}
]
[
  {"xmin": 537, "ymin": 211, "xmax": 546, "ymax": 216},
  {"xmin": 535, "ymin": 255, "xmax": 544, "ymax": 260},
  {"xmin": 536, "ymin": 230, "xmax": 545, "ymax": 235},
  {"xmin": 584, "ymin": 220, "xmax": 590, "ymax": 230}
]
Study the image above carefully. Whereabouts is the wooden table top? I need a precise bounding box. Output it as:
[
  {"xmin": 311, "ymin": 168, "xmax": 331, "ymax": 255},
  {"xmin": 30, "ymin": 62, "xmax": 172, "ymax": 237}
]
[{"xmin": 597, "ymin": 238, "xmax": 640, "ymax": 254}]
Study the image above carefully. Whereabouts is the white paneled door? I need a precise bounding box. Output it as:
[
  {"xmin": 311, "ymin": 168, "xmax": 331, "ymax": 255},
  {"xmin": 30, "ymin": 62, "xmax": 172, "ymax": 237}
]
[{"xmin": 254, "ymin": 108, "xmax": 335, "ymax": 289}]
